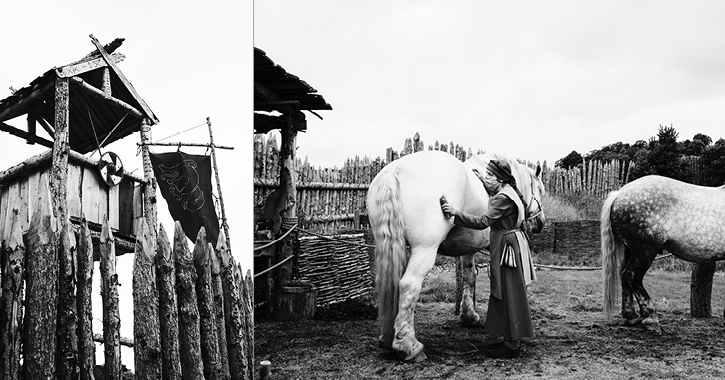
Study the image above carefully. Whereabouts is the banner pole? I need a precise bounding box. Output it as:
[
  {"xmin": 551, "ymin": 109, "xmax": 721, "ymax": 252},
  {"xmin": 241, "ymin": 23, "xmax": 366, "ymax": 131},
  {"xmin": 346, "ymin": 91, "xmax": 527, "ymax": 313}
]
[{"xmin": 207, "ymin": 117, "xmax": 232, "ymax": 250}]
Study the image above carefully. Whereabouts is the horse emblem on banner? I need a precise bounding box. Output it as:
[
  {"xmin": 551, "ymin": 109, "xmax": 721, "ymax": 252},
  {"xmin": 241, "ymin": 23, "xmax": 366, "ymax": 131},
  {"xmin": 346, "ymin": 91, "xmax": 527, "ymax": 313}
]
[{"xmin": 158, "ymin": 159, "xmax": 205, "ymax": 211}]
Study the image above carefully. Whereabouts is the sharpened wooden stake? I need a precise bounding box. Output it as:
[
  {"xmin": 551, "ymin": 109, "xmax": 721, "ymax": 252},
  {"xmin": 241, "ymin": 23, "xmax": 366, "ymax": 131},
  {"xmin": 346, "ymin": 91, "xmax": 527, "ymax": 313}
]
[
  {"xmin": 217, "ymin": 230, "xmax": 250, "ymax": 380},
  {"xmin": 100, "ymin": 219, "xmax": 122, "ymax": 380},
  {"xmin": 22, "ymin": 175, "xmax": 58, "ymax": 380},
  {"xmin": 193, "ymin": 227, "xmax": 224, "ymax": 380},
  {"xmin": 133, "ymin": 218, "xmax": 162, "ymax": 379},
  {"xmin": 174, "ymin": 221, "xmax": 204, "ymax": 379},
  {"xmin": 156, "ymin": 223, "xmax": 182, "ymax": 380},
  {"xmin": 1, "ymin": 208, "xmax": 25, "ymax": 380},
  {"xmin": 210, "ymin": 242, "xmax": 230, "ymax": 378},
  {"xmin": 58, "ymin": 215, "xmax": 78, "ymax": 380},
  {"xmin": 77, "ymin": 217, "xmax": 96, "ymax": 380}
]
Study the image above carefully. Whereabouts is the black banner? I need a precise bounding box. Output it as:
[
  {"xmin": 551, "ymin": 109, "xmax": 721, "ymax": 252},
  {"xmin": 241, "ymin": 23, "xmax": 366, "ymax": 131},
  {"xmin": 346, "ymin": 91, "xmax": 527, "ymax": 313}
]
[{"xmin": 149, "ymin": 151, "xmax": 220, "ymax": 245}]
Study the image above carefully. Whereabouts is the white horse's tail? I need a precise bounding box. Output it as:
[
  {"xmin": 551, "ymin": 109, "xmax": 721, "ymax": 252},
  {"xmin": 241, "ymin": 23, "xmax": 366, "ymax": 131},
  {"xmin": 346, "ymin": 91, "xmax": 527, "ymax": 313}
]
[
  {"xmin": 367, "ymin": 168, "xmax": 407, "ymax": 348},
  {"xmin": 601, "ymin": 190, "xmax": 624, "ymax": 320}
]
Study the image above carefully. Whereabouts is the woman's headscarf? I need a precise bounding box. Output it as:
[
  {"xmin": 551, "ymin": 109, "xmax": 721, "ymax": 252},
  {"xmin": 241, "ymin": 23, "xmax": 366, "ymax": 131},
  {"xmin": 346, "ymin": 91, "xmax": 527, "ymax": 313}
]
[{"xmin": 487, "ymin": 159, "xmax": 516, "ymax": 186}]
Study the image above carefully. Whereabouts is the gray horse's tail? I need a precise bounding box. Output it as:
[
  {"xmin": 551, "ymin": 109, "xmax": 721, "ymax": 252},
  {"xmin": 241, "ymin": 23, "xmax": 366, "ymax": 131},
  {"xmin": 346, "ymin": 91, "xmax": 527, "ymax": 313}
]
[
  {"xmin": 366, "ymin": 167, "xmax": 407, "ymax": 349},
  {"xmin": 601, "ymin": 190, "xmax": 623, "ymax": 320}
]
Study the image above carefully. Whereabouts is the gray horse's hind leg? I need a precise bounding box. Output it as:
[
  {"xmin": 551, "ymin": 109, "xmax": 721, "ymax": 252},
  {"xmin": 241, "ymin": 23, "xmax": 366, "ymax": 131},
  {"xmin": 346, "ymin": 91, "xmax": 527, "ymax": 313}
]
[
  {"xmin": 621, "ymin": 243, "xmax": 659, "ymax": 324},
  {"xmin": 459, "ymin": 254, "xmax": 481, "ymax": 326}
]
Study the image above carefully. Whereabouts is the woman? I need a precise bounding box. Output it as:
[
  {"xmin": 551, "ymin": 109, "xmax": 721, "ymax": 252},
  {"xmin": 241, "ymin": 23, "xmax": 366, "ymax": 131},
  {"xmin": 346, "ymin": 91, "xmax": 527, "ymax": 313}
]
[{"xmin": 441, "ymin": 159, "xmax": 536, "ymax": 359}]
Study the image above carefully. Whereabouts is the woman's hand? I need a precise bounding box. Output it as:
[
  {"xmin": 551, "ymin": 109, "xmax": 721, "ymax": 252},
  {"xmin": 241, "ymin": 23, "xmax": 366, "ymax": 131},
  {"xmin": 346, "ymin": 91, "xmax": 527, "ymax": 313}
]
[{"xmin": 440, "ymin": 196, "xmax": 458, "ymax": 218}]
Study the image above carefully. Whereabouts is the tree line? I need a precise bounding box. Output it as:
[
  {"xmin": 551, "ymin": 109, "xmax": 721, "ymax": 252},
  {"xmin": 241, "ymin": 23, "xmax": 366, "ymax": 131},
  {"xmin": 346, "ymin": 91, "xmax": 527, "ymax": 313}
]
[{"xmin": 555, "ymin": 124, "xmax": 725, "ymax": 186}]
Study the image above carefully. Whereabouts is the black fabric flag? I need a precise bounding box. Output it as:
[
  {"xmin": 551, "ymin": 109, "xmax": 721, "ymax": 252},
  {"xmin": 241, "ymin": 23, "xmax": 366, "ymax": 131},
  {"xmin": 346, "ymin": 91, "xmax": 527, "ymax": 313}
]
[{"xmin": 150, "ymin": 151, "xmax": 220, "ymax": 245}]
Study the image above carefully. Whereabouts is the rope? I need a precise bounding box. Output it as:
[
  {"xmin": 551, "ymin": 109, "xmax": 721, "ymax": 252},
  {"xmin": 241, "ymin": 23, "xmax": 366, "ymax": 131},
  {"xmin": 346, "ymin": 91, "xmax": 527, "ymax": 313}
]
[
  {"xmin": 254, "ymin": 254, "xmax": 295, "ymax": 278},
  {"xmin": 253, "ymin": 224, "xmax": 298, "ymax": 252},
  {"xmin": 155, "ymin": 121, "xmax": 207, "ymax": 143}
]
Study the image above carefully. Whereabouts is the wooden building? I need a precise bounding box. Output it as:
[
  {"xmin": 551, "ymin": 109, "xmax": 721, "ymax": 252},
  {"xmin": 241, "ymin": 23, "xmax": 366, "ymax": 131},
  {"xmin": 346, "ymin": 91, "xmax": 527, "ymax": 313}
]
[{"xmin": 253, "ymin": 47, "xmax": 332, "ymax": 316}]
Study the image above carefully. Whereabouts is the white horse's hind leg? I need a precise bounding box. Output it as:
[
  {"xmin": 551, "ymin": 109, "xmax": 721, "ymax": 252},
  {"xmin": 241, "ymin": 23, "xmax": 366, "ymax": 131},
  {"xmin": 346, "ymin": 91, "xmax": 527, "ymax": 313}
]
[
  {"xmin": 392, "ymin": 246, "xmax": 437, "ymax": 362},
  {"xmin": 459, "ymin": 254, "xmax": 481, "ymax": 326}
]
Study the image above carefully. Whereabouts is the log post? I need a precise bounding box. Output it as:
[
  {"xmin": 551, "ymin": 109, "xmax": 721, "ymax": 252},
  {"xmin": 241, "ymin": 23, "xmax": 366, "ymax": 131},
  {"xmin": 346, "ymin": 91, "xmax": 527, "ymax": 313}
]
[
  {"xmin": 173, "ymin": 221, "xmax": 204, "ymax": 379},
  {"xmin": 155, "ymin": 224, "xmax": 182, "ymax": 380},
  {"xmin": 276, "ymin": 115, "xmax": 297, "ymax": 288},
  {"xmin": 691, "ymin": 262, "xmax": 715, "ymax": 318},
  {"xmin": 77, "ymin": 217, "xmax": 96, "ymax": 380},
  {"xmin": 210, "ymin": 242, "xmax": 230, "ymax": 378},
  {"xmin": 217, "ymin": 234, "xmax": 249, "ymax": 380},
  {"xmin": 139, "ymin": 118, "xmax": 158, "ymax": 243},
  {"xmin": 51, "ymin": 76, "xmax": 70, "ymax": 222},
  {"xmin": 1, "ymin": 208, "xmax": 25, "ymax": 380},
  {"xmin": 100, "ymin": 219, "xmax": 122, "ymax": 380},
  {"xmin": 133, "ymin": 218, "xmax": 163, "ymax": 378},
  {"xmin": 58, "ymin": 215, "xmax": 78, "ymax": 380},
  {"xmin": 23, "ymin": 175, "xmax": 58, "ymax": 380},
  {"xmin": 193, "ymin": 228, "xmax": 223, "ymax": 380}
]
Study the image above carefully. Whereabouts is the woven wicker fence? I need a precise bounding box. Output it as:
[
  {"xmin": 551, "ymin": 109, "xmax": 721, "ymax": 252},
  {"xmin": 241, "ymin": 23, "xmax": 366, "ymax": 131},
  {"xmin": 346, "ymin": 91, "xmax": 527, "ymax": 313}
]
[
  {"xmin": 528, "ymin": 220, "xmax": 602, "ymax": 266},
  {"xmin": 296, "ymin": 232, "xmax": 374, "ymax": 306}
]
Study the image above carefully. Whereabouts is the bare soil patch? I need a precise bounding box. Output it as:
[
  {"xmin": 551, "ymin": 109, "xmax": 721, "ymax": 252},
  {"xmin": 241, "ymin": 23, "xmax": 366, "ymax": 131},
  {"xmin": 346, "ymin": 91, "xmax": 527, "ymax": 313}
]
[{"xmin": 256, "ymin": 269, "xmax": 725, "ymax": 379}]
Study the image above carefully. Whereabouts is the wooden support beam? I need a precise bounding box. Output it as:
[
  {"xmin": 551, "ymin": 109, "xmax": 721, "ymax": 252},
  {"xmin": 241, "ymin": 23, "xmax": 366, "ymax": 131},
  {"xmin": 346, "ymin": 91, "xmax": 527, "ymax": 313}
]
[
  {"xmin": 102, "ymin": 67, "xmax": 112, "ymax": 96},
  {"xmin": 254, "ymin": 113, "xmax": 285, "ymax": 133},
  {"xmin": 137, "ymin": 141, "xmax": 234, "ymax": 150},
  {"xmin": 0, "ymin": 80, "xmax": 54, "ymax": 122},
  {"xmin": 89, "ymin": 34, "xmax": 159, "ymax": 124},
  {"xmin": 254, "ymin": 111, "xmax": 306, "ymax": 133},
  {"xmin": 55, "ymin": 52, "xmax": 125, "ymax": 78},
  {"xmin": 0, "ymin": 122, "xmax": 54, "ymax": 148},
  {"xmin": 26, "ymin": 111, "xmax": 36, "ymax": 144},
  {"xmin": 33, "ymin": 110, "xmax": 55, "ymax": 137},
  {"xmin": 68, "ymin": 76, "xmax": 143, "ymax": 119}
]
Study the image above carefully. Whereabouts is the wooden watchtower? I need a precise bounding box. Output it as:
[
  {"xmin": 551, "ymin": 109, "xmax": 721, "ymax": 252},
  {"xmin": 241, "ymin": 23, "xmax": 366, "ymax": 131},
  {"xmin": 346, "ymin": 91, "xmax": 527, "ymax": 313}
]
[
  {"xmin": 0, "ymin": 35, "xmax": 158, "ymax": 253},
  {"xmin": 0, "ymin": 36, "xmax": 159, "ymax": 377}
]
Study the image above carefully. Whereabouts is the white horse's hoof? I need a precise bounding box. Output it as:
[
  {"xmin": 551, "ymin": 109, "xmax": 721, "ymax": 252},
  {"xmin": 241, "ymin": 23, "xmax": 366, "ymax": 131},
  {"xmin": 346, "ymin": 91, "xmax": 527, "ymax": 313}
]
[{"xmin": 396, "ymin": 346, "xmax": 426, "ymax": 362}]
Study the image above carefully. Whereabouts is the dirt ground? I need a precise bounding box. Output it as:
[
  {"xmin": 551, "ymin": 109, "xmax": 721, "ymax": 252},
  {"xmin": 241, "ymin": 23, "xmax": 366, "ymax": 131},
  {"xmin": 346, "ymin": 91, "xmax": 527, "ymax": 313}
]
[{"xmin": 256, "ymin": 269, "xmax": 725, "ymax": 380}]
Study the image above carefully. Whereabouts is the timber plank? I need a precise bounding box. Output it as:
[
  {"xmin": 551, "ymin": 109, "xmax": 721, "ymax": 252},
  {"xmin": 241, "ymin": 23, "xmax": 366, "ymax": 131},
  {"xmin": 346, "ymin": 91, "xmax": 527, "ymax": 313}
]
[
  {"xmin": 67, "ymin": 163, "xmax": 83, "ymax": 221},
  {"xmin": 108, "ymin": 181, "xmax": 120, "ymax": 230},
  {"xmin": 81, "ymin": 167, "xmax": 102, "ymax": 224}
]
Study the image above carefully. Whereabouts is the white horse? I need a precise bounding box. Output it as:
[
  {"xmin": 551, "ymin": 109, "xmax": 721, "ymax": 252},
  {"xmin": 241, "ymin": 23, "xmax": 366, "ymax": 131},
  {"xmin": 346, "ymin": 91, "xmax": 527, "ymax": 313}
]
[{"xmin": 366, "ymin": 150, "xmax": 546, "ymax": 361}]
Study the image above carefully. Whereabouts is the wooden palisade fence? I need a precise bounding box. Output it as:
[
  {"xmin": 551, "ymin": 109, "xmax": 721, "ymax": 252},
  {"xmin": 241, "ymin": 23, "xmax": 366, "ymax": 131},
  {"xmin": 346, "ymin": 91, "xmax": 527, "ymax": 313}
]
[
  {"xmin": 254, "ymin": 131, "xmax": 647, "ymax": 227},
  {"xmin": 0, "ymin": 177, "xmax": 254, "ymax": 379}
]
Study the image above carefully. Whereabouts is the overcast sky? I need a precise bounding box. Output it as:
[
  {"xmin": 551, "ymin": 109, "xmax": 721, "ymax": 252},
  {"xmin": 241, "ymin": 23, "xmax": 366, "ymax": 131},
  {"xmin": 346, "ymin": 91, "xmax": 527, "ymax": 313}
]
[{"xmin": 254, "ymin": 1, "xmax": 725, "ymax": 168}]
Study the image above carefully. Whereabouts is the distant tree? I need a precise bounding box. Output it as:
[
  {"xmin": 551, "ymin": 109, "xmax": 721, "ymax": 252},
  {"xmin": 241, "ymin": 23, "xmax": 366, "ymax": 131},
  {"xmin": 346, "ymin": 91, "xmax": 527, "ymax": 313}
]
[
  {"xmin": 648, "ymin": 124, "xmax": 683, "ymax": 180},
  {"xmin": 693, "ymin": 133, "xmax": 712, "ymax": 147},
  {"xmin": 701, "ymin": 138, "xmax": 725, "ymax": 186},
  {"xmin": 555, "ymin": 150, "xmax": 583, "ymax": 169},
  {"xmin": 678, "ymin": 139, "xmax": 706, "ymax": 156}
]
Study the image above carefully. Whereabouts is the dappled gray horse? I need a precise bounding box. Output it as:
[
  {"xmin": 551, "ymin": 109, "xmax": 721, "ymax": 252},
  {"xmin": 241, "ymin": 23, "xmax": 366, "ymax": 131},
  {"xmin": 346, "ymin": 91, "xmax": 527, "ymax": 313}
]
[{"xmin": 601, "ymin": 175, "xmax": 725, "ymax": 324}]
